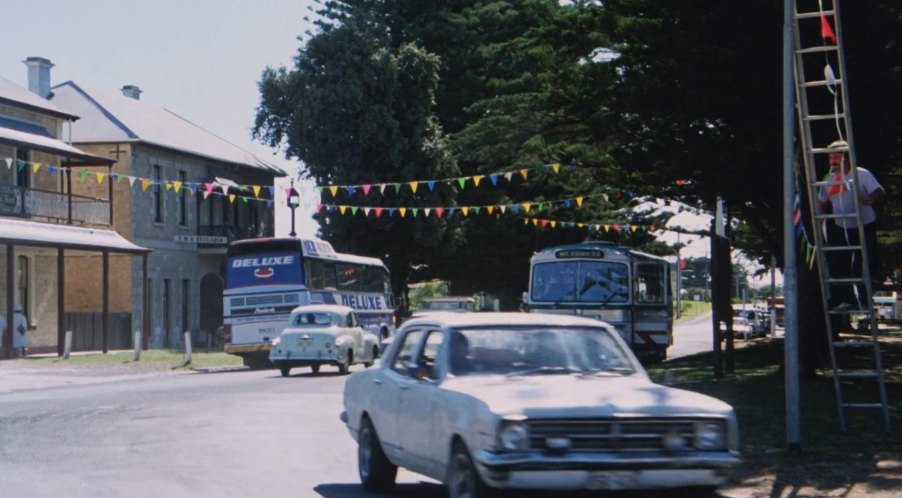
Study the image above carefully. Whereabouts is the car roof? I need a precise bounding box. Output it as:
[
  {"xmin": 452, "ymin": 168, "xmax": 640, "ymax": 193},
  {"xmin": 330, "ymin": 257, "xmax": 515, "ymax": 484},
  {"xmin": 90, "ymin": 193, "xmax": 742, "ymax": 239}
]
[
  {"xmin": 289, "ymin": 304, "xmax": 354, "ymax": 315},
  {"xmin": 400, "ymin": 311, "xmax": 609, "ymax": 329}
]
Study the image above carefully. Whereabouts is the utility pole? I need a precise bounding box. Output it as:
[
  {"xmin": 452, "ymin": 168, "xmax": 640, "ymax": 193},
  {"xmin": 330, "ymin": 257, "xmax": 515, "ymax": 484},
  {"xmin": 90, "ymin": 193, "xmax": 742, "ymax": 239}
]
[{"xmin": 288, "ymin": 179, "xmax": 300, "ymax": 237}]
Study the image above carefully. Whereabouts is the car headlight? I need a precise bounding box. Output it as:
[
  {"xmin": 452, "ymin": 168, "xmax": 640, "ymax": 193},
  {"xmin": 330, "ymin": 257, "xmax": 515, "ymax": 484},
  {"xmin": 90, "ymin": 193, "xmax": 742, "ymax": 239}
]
[
  {"xmin": 498, "ymin": 423, "xmax": 530, "ymax": 451},
  {"xmin": 271, "ymin": 337, "xmax": 281, "ymax": 347},
  {"xmin": 694, "ymin": 422, "xmax": 726, "ymax": 450}
]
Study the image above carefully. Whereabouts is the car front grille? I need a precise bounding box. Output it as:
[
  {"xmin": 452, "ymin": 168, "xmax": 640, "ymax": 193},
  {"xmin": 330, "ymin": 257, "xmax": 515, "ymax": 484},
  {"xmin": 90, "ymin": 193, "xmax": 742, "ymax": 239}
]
[{"xmin": 527, "ymin": 418, "xmax": 700, "ymax": 452}]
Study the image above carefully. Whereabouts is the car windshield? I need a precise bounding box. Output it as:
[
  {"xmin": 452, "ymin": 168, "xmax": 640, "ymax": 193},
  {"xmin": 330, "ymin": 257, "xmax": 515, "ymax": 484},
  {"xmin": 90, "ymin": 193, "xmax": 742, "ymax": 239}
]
[
  {"xmin": 447, "ymin": 326, "xmax": 635, "ymax": 377},
  {"xmin": 291, "ymin": 312, "xmax": 337, "ymax": 327}
]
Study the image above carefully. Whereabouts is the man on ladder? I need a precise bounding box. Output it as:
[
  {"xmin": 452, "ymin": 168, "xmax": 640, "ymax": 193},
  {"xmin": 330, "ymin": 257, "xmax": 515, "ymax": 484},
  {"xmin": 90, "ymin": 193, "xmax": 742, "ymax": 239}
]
[{"xmin": 817, "ymin": 139, "xmax": 885, "ymax": 328}]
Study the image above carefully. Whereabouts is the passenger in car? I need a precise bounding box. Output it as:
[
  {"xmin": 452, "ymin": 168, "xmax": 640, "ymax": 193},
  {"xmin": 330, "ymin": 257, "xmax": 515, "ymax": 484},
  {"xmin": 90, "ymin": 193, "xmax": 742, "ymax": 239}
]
[{"xmin": 449, "ymin": 332, "xmax": 477, "ymax": 375}]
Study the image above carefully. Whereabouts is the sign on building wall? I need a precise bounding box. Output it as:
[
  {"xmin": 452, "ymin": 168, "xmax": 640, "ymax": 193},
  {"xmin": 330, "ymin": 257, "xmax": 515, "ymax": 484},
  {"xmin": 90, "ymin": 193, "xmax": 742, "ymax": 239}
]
[{"xmin": 174, "ymin": 235, "xmax": 228, "ymax": 245}]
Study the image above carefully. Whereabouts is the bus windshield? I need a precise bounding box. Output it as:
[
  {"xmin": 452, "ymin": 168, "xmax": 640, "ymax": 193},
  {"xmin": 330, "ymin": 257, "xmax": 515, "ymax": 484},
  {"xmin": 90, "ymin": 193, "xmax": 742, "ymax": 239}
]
[{"xmin": 531, "ymin": 261, "xmax": 629, "ymax": 303}]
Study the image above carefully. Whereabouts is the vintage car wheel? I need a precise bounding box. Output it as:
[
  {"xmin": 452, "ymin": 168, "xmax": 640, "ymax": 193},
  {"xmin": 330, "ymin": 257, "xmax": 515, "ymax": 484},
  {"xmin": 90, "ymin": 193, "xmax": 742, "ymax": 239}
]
[
  {"xmin": 279, "ymin": 363, "xmax": 291, "ymax": 377},
  {"xmin": 338, "ymin": 351, "xmax": 352, "ymax": 375},
  {"xmin": 363, "ymin": 346, "xmax": 378, "ymax": 368},
  {"xmin": 447, "ymin": 441, "xmax": 494, "ymax": 498},
  {"xmin": 358, "ymin": 417, "xmax": 397, "ymax": 492},
  {"xmin": 310, "ymin": 364, "xmax": 321, "ymax": 374}
]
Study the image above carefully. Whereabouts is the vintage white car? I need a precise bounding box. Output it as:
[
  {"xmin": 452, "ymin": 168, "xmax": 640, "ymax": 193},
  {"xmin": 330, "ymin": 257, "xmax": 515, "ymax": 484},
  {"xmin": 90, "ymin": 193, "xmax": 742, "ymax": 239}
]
[
  {"xmin": 341, "ymin": 312, "xmax": 740, "ymax": 497},
  {"xmin": 269, "ymin": 304, "xmax": 379, "ymax": 377}
]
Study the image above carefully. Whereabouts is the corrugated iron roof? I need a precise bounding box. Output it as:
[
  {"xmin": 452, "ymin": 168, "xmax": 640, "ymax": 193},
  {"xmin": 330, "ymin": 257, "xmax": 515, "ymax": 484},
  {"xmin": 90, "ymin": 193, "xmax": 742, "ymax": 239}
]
[{"xmin": 50, "ymin": 81, "xmax": 286, "ymax": 176}]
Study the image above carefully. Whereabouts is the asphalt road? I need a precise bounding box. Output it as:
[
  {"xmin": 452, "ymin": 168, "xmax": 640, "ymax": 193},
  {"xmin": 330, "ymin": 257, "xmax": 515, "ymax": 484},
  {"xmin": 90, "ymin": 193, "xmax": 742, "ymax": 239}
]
[{"xmin": 0, "ymin": 364, "xmax": 443, "ymax": 498}]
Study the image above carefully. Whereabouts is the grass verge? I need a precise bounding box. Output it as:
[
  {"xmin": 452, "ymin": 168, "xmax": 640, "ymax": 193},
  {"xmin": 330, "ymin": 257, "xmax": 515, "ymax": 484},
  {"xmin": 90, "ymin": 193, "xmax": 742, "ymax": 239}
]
[
  {"xmin": 24, "ymin": 349, "xmax": 244, "ymax": 371},
  {"xmin": 648, "ymin": 329, "xmax": 902, "ymax": 495}
]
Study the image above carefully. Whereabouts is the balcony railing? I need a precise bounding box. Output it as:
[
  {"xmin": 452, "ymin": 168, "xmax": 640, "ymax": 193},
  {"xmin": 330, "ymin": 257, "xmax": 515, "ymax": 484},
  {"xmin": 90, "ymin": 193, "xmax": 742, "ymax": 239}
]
[{"xmin": 0, "ymin": 184, "xmax": 111, "ymax": 226}]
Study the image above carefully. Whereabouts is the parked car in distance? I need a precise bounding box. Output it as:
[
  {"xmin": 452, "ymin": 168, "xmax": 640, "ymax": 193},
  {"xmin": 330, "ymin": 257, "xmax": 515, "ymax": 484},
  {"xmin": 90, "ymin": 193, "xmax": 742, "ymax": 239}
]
[
  {"xmin": 414, "ymin": 296, "xmax": 476, "ymax": 315},
  {"xmin": 733, "ymin": 308, "xmax": 766, "ymax": 336},
  {"xmin": 731, "ymin": 317, "xmax": 754, "ymax": 340},
  {"xmin": 341, "ymin": 312, "xmax": 740, "ymax": 497},
  {"xmin": 269, "ymin": 304, "xmax": 379, "ymax": 377}
]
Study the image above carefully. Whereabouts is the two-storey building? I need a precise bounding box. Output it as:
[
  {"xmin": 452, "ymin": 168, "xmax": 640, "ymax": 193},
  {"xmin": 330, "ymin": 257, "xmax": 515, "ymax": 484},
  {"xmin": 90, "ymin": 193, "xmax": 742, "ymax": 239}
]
[{"xmin": 1, "ymin": 58, "xmax": 150, "ymax": 358}]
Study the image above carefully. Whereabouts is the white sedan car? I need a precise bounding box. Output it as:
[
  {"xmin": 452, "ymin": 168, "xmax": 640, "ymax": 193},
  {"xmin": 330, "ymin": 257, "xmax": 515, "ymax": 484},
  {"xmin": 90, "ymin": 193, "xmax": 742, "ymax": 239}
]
[
  {"xmin": 341, "ymin": 312, "xmax": 740, "ymax": 497},
  {"xmin": 269, "ymin": 304, "xmax": 379, "ymax": 377}
]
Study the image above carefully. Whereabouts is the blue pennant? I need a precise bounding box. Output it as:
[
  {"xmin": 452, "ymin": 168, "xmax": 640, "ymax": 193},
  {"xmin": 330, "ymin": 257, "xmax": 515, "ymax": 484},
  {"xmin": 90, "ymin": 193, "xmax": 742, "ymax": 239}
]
[{"xmin": 427, "ymin": 181, "xmax": 436, "ymax": 191}]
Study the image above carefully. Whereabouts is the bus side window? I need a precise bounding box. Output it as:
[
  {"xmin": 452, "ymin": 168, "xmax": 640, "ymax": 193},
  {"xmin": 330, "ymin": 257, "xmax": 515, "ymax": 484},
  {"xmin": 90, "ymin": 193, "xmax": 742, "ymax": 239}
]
[{"xmin": 323, "ymin": 262, "xmax": 337, "ymax": 289}]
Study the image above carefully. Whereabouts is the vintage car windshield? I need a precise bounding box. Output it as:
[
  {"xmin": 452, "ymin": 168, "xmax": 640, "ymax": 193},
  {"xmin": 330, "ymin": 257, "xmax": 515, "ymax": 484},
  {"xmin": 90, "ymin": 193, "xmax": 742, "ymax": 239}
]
[
  {"xmin": 291, "ymin": 312, "xmax": 338, "ymax": 327},
  {"xmin": 448, "ymin": 326, "xmax": 635, "ymax": 376}
]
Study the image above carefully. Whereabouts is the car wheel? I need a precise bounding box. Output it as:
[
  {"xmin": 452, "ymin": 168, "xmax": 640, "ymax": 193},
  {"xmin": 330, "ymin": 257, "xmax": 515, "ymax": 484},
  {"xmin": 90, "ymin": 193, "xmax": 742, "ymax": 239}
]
[
  {"xmin": 358, "ymin": 417, "xmax": 397, "ymax": 492},
  {"xmin": 310, "ymin": 364, "xmax": 320, "ymax": 374},
  {"xmin": 339, "ymin": 351, "xmax": 352, "ymax": 375},
  {"xmin": 363, "ymin": 346, "xmax": 378, "ymax": 368},
  {"xmin": 447, "ymin": 440, "xmax": 494, "ymax": 498},
  {"xmin": 279, "ymin": 363, "xmax": 291, "ymax": 377}
]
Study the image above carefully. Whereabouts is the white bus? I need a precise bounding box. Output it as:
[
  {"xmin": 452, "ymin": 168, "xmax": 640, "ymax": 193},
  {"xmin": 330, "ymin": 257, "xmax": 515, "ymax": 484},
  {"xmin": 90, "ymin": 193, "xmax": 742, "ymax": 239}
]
[
  {"xmin": 524, "ymin": 241, "xmax": 673, "ymax": 363},
  {"xmin": 222, "ymin": 237, "xmax": 395, "ymax": 368}
]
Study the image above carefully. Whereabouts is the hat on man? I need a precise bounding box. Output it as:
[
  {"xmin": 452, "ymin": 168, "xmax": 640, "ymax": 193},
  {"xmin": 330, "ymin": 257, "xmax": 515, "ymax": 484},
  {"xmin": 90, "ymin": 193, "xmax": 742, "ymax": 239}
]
[{"xmin": 828, "ymin": 139, "xmax": 849, "ymax": 150}]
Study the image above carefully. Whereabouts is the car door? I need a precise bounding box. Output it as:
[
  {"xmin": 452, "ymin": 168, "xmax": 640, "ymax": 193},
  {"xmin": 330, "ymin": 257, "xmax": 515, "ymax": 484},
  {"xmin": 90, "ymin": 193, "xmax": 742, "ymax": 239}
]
[
  {"xmin": 399, "ymin": 329, "xmax": 446, "ymax": 475},
  {"xmin": 376, "ymin": 328, "xmax": 425, "ymax": 464}
]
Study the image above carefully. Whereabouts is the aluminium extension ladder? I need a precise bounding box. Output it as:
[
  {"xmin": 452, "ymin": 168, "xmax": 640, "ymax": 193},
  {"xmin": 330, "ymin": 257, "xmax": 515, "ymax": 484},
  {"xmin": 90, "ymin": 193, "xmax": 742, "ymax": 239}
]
[{"xmin": 792, "ymin": 0, "xmax": 891, "ymax": 434}]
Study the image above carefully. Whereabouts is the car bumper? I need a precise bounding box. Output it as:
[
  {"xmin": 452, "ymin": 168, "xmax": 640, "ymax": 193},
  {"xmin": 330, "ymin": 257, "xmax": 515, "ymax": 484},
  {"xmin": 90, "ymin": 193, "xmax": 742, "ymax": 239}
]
[
  {"xmin": 269, "ymin": 351, "xmax": 339, "ymax": 362},
  {"xmin": 474, "ymin": 450, "xmax": 739, "ymax": 490}
]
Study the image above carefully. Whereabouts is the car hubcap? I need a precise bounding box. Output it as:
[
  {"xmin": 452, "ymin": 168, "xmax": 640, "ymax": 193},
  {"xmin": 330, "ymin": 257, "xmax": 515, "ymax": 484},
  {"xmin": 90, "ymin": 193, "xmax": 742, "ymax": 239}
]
[
  {"xmin": 359, "ymin": 426, "xmax": 372, "ymax": 478},
  {"xmin": 449, "ymin": 453, "xmax": 474, "ymax": 498}
]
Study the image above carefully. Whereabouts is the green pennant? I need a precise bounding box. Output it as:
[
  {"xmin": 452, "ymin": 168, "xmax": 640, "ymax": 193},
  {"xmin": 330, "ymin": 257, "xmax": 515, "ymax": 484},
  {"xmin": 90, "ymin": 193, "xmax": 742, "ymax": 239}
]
[
  {"xmin": 457, "ymin": 177, "xmax": 467, "ymax": 189},
  {"xmin": 79, "ymin": 169, "xmax": 89, "ymax": 180},
  {"xmin": 351, "ymin": 206, "xmax": 359, "ymax": 216},
  {"xmin": 411, "ymin": 208, "xmax": 419, "ymax": 217},
  {"xmin": 473, "ymin": 206, "xmax": 481, "ymax": 215},
  {"xmin": 17, "ymin": 160, "xmax": 26, "ymax": 171},
  {"xmin": 241, "ymin": 196, "xmax": 248, "ymax": 204},
  {"xmin": 393, "ymin": 183, "xmax": 401, "ymax": 194},
  {"xmin": 537, "ymin": 202, "xmax": 544, "ymax": 212}
]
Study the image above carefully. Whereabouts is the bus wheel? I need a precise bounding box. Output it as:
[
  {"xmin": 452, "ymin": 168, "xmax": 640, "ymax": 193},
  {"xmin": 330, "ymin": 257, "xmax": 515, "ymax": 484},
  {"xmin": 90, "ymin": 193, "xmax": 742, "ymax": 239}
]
[
  {"xmin": 279, "ymin": 363, "xmax": 291, "ymax": 377},
  {"xmin": 311, "ymin": 364, "xmax": 321, "ymax": 375},
  {"xmin": 339, "ymin": 351, "xmax": 352, "ymax": 375}
]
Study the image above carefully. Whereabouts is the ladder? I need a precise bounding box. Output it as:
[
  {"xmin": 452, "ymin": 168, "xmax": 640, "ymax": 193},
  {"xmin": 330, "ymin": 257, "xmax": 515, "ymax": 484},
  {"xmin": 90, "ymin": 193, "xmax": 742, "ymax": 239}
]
[{"xmin": 792, "ymin": 0, "xmax": 891, "ymax": 434}]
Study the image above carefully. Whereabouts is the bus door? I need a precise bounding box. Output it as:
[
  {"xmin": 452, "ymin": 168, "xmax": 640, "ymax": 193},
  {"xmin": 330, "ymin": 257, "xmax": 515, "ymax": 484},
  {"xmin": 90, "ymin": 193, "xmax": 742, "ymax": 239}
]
[{"xmin": 632, "ymin": 260, "xmax": 672, "ymax": 356}]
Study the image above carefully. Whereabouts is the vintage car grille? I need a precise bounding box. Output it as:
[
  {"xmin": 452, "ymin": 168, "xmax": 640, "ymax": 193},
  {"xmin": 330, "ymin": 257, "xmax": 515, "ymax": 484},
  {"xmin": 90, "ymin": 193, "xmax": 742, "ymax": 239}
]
[
  {"xmin": 527, "ymin": 418, "xmax": 700, "ymax": 452},
  {"xmin": 230, "ymin": 294, "xmax": 301, "ymax": 307}
]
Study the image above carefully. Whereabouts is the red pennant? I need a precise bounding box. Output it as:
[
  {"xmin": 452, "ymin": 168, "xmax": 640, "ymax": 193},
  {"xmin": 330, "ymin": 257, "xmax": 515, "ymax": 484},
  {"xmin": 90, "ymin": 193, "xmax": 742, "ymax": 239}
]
[
  {"xmin": 820, "ymin": 15, "xmax": 836, "ymax": 43},
  {"xmin": 435, "ymin": 207, "xmax": 444, "ymax": 218},
  {"xmin": 375, "ymin": 207, "xmax": 384, "ymax": 217},
  {"xmin": 316, "ymin": 204, "xmax": 324, "ymax": 212},
  {"xmin": 613, "ymin": 224, "xmax": 621, "ymax": 231}
]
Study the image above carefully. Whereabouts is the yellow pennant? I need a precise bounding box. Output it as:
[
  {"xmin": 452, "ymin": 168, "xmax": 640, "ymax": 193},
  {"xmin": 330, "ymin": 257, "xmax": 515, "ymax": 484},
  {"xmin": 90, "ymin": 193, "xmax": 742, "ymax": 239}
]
[
  {"xmin": 520, "ymin": 168, "xmax": 529, "ymax": 180},
  {"xmin": 604, "ymin": 225, "xmax": 611, "ymax": 232},
  {"xmin": 165, "ymin": 182, "xmax": 173, "ymax": 191},
  {"xmin": 552, "ymin": 163, "xmax": 561, "ymax": 174},
  {"xmin": 96, "ymin": 172, "xmax": 106, "ymax": 184},
  {"xmin": 577, "ymin": 223, "xmax": 585, "ymax": 228},
  {"xmin": 576, "ymin": 196, "xmax": 584, "ymax": 207},
  {"xmin": 32, "ymin": 162, "xmax": 41, "ymax": 173},
  {"xmin": 173, "ymin": 181, "xmax": 182, "ymax": 193},
  {"xmin": 473, "ymin": 175, "xmax": 483, "ymax": 187},
  {"xmin": 462, "ymin": 207, "xmax": 470, "ymax": 216},
  {"xmin": 229, "ymin": 194, "xmax": 236, "ymax": 203},
  {"xmin": 329, "ymin": 186, "xmax": 339, "ymax": 197},
  {"xmin": 523, "ymin": 218, "xmax": 529, "ymax": 225},
  {"xmin": 339, "ymin": 205, "xmax": 347, "ymax": 215},
  {"xmin": 551, "ymin": 221, "xmax": 557, "ymax": 228},
  {"xmin": 141, "ymin": 179, "xmax": 152, "ymax": 192},
  {"xmin": 631, "ymin": 225, "xmax": 638, "ymax": 232},
  {"xmin": 399, "ymin": 207, "xmax": 407, "ymax": 217},
  {"xmin": 487, "ymin": 206, "xmax": 495, "ymax": 215},
  {"xmin": 408, "ymin": 182, "xmax": 419, "ymax": 194},
  {"xmin": 253, "ymin": 185, "xmax": 261, "ymax": 197},
  {"xmin": 532, "ymin": 218, "xmax": 538, "ymax": 226},
  {"xmin": 521, "ymin": 202, "xmax": 532, "ymax": 213}
]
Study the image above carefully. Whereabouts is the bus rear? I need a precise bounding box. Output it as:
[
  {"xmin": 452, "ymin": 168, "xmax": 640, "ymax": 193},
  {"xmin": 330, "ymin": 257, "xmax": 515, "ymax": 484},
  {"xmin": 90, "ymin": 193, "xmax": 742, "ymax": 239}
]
[{"xmin": 223, "ymin": 238, "xmax": 308, "ymax": 368}]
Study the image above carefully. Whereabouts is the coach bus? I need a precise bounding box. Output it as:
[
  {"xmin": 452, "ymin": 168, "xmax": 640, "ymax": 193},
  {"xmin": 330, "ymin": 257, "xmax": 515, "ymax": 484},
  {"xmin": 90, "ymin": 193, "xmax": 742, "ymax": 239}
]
[
  {"xmin": 524, "ymin": 241, "xmax": 673, "ymax": 363},
  {"xmin": 222, "ymin": 237, "xmax": 395, "ymax": 368}
]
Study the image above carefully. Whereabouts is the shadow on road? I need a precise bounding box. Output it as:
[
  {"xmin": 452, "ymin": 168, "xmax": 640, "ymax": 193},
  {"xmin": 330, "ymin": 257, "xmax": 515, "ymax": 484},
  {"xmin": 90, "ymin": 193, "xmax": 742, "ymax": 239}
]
[{"xmin": 314, "ymin": 482, "xmax": 444, "ymax": 498}]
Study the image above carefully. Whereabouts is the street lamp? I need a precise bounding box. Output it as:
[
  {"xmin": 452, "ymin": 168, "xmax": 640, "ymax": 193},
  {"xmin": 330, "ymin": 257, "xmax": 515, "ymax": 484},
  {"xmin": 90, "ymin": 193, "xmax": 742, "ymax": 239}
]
[{"xmin": 288, "ymin": 179, "xmax": 300, "ymax": 237}]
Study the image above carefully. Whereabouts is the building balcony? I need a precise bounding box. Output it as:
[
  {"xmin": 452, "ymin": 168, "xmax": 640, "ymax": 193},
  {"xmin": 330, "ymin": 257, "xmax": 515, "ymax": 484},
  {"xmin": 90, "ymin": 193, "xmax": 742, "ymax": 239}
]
[{"xmin": 0, "ymin": 184, "xmax": 111, "ymax": 227}]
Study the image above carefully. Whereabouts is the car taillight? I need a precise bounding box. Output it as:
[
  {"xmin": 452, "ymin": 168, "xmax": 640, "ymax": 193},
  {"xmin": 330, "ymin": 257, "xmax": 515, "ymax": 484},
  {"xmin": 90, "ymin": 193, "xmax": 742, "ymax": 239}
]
[{"xmin": 220, "ymin": 324, "xmax": 232, "ymax": 343}]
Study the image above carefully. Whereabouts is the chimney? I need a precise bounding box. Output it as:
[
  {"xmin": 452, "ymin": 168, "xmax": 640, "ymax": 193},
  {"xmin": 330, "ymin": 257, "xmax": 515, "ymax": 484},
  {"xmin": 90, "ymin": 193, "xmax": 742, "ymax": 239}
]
[
  {"xmin": 121, "ymin": 85, "xmax": 142, "ymax": 100},
  {"xmin": 23, "ymin": 57, "xmax": 54, "ymax": 98}
]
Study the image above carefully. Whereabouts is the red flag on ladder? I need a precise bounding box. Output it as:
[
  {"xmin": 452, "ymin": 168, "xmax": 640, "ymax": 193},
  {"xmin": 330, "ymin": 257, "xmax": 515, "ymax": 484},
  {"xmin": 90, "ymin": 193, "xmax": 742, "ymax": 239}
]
[{"xmin": 820, "ymin": 15, "xmax": 837, "ymax": 43}]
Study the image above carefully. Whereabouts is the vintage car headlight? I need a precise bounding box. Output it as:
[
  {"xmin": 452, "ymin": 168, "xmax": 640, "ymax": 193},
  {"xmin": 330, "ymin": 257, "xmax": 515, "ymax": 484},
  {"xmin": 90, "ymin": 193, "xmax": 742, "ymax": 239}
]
[
  {"xmin": 498, "ymin": 423, "xmax": 530, "ymax": 451},
  {"xmin": 271, "ymin": 337, "xmax": 281, "ymax": 347},
  {"xmin": 694, "ymin": 422, "xmax": 726, "ymax": 450}
]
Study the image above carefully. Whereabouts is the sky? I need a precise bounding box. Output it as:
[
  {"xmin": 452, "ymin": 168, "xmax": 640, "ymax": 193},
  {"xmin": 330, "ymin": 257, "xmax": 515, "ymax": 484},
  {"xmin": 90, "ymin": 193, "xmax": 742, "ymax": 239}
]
[{"xmin": 0, "ymin": 0, "xmax": 320, "ymax": 237}]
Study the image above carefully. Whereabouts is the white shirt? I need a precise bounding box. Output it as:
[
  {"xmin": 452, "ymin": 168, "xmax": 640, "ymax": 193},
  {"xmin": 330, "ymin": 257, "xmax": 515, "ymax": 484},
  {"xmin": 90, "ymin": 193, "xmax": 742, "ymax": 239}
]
[{"xmin": 818, "ymin": 166, "xmax": 881, "ymax": 228}]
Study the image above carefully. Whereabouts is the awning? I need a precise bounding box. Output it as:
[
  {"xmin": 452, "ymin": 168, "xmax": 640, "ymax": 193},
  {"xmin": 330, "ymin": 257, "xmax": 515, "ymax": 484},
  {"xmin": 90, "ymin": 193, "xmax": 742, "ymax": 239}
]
[
  {"xmin": 0, "ymin": 126, "xmax": 115, "ymax": 167},
  {"xmin": 0, "ymin": 218, "xmax": 150, "ymax": 254}
]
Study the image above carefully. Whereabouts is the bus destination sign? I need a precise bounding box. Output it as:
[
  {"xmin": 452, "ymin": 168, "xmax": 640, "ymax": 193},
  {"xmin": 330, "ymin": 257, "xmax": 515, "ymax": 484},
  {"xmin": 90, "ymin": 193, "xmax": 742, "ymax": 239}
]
[{"xmin": 555, "ymin": 249, "xmax": 605, "ymax": 259}]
